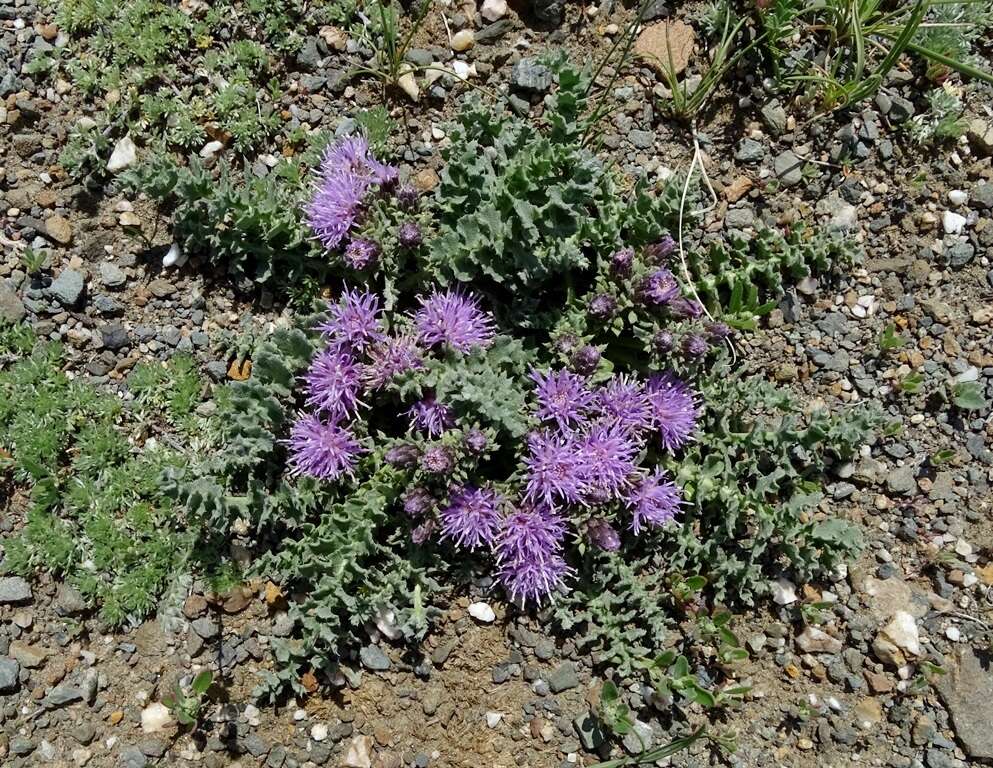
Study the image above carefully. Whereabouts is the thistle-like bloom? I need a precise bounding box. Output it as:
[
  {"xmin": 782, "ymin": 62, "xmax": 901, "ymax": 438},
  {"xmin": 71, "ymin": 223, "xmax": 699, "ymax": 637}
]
[
  {"xmin": 439, "ymin": 486, "xmax": 503, "ymax": 550},
  {"xmin": 363, "ymin": 334, "xmax": 423, "ymax": 390},
  {"xmin": 396, "ymin": 184, "xmax": 419, "ymax": 210},
  {"xmin": 669, "ymin": 297, "xmax": 703, "ymax": 320},
  {"xmin": 627, "ymin": 469, "xmax": 683, "ymax": 534},
  {"xmin": 571, "ymin": 345, "xmax": 601, "ymax": 376},
  {"xmin": 414, "ymin": 288, "xmax": 495, "ymax": 353},
  {"xmin": 530, "ymin": 368, "xmax": 594, "ymax": 433},
  {"xmin": 705, "ymin": 321, "xmax": 731, "ymax": 340},
  {"xmin": 645, "ymin": 235, "xmax": 676, "ymax": 262},
  {"xmin": 317, "ymin": 288, "xmax": 384, "ymax": 352},
  {"xmin": 589, "ymin": 293, "xmax": 616, "ymax": 319},
  {"xmin": 411, "ymin": 519, "xmax": 435, "ymax": 545},
  {"xmin": 496, "ymin": 506, "xmax": 570, "ymax": 603},
  {"xmin": 653, "ymin": 330, "xmax": 675, "ymax": 354},
  {"xmin": 320, "ymin": 135, "xmax": 397, "ymax": 187},
  {"xmin": 285, "ymin": 413, "xmax": 362, "ymax": 480},
  {"xmin": 646, "ymin": 372, "xmax": 698, "ymax": 453},
  {"xmin": 682, "ymin": 333, "xmax": 709, "ymax": 359},
  {"xmin": 587, "ymin": 518, "xmax": 621, "ymax": 551},
  {"xmin": 639, "ymin": 268, "xmax": 681, "ymax": 306},
  {"xmin": 464, "ymin": 428, "xmax": 488, "ymax": 454},
  {"xmin": 306, "ymin": 171, "xmax": 367, "ymax": 250},
  {"xmin": 523, "ymin": 431, "xmax": 589, "ymax": 507},
  {"xmin": 343, "ymin": 238, "xmax": 380, "ymax": 270},
  {"xmin": 407, "ymin": 397, "xmax": 453, "ymax": 437},
  {"xmin": 420, "ymin": 445, "xmax": 453, "ymax": 474},
  {"xmin": 609, "ymin": 247, "xmax": 634, "ymax": 277},
  {"xmin": 398, "ymin": 221, "xmax": 423, "ymax": 248},
  {"xmin": 385, "ymin": 443, "xmax": 419, "ymax": 468},
  {"xmin": 580, "ymin": 425, "xmax": 638, "ymax": 500},
  {"xmin": 403, "ymin": 487, "xmax": 434, "ymax": 517},
  {"xmin": 596, "ymin": 375, "xmax": 653, "ymax": 436},
  {"xmin": 302, "ymin": 347, "xmax": 363, "ymax": 421}
]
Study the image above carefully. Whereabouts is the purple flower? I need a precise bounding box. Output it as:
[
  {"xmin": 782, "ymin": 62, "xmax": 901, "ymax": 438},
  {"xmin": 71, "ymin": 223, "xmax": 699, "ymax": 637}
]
[
  {"xmin": 285, "ymin": 413, "xmax": 362, "ymax": 480},
  {"xmin": 420, "ymin": 445, "xmax": 453, "ymax": 474},
  {"xmin": 306, "ymin": 171, "xmax": 367, "ymax": 250},
  {"xmin": 682, "ymin": 333, "xmax": 709, "ymax": 359},
  {"xmin": 627, "ymin": 469, "xmax": 683, "ymax": 534},
  {"xmin": 555, "ymin": 333, "xmax": 580, "ymax": 355},
  {"xmin": 580, "ymin": 425, "xmax": 637, "ymax": 500},
  {"xmin": 646, "ymin": 372, "xmax": 698, "ymax": 453},
  {"xmin": 596, "ymin": 375, "xmax": 654, "ymax": 436},
  {"xmin": 587, "ymin": 519, "xmax": 621, "ymax": 551},
  {"xmin": 439, "ymin": 486, "xmax": 503, "ymax": 550},
  {"xmin": 302, "ymin": 347, "xmax": 363, "ymax": 421},
  {"xmin": 589, "ymin": 294, "xmax": 616, "ymax": 319},
  {"xmin": 407, "ymin": 397, "xmax": 453, "ymax": 437},
  {"xmin": 396, "ymin": 184, "xmax": 419, "ymax": 210},
  {"xmin": 705, "ymin": 321, "xmax": 731, "ymax": 340},
  {"xmin": 610, "ymin": 247, "xmax": 634, "ymax": 277},
  {"xmin": 403, "ymin": 487, "xmax": 434, "ymax": 516},
  {"xmin": 645, "ymin": 235, "xmax": 676, "ymax": 262},
  {"xmin": 320, "ymin": 135, "xmax": 398, "ymax": 187},
  {"xmin": 411, "ymin": 519, "xmax": 435, "ymax": 544},
  {"xmin": 414, "ymin": 288, "xmax": 495, "ymax": 353},
  {"xmin": 398, "ymin": 221, "xmax": 423, "ymax": 248},
  {"xmin": 523, "ymin": 431, "xmax": 589, "ymax": 507},
  {"xmin": 464, "ymin": 428, "xmax": 488, "ymax": 454},
  {"xmin": 385, "ymin": 443, "xmax": 419, "ymax": 468},
  {"xmin": 496, "ymin": 507, "xmax": 570, "ymax": 603},
  {"xmin": 668, "ymin": 297, "xmax": 703, "ymax": 319},
  {"xmin": 570, "ymin": 345, "xmax": 601, "ymax": 375},
  {"xmin": 653, "ymin": 330, "xmax": 675, "ymax": 354},
  {"xmin": 363, "ymin": 335, "xmax": 423, "ymax": 389},
  {"xmin": 530, "ymin": 368, "xmax": 594, "ymax": 433},
  {"xmin": 317, "ymin": 288, "xmax": 384, "ymax": 352},
  {"xmin": 343, "ymin": 238, "xmax": 380, "ymax": 270},
  {"xmin": 639, "ymin": 268, "xmax": 681, "ymax": 306}
]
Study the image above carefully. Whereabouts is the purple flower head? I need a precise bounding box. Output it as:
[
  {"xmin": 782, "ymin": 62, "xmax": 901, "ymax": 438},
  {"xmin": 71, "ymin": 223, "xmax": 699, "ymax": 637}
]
[
  {"xmin": 439, "ymin": 486, "xmax": 503, "ymax": 550},
  {"xmin": 320, "ymin": 135, "xmax": 397, "ymax": 187},
  {"xmin": 411, "ymin": 519, "xmax": 435, "ymax": 545},
  {"xmin": 530, "ymin": 368, "xmax": 594, "ymax": 433},
  {"xmin": 306, "ymin": 171, "xmax": 367, "ymax": 250},
  {"xmin": 414, "ymin": 288, "xmax": 495, "ymax": 354},
  {"xmin": 597, "ymin": 375, "xmax": 654, "ymax": 436},
  {"xmin": 645, "ymin": 235, "xmax": 676, "ymax": 262},
  {"xmin": 589, "ymin": 293, "xmax": 617, "ymax": 319},
  {"xmin": 570, "ymin": 345, "xmax": 601, "ymax": 376},
  {"xmin": 363, "ymin": 334, "xmax": 423, "ymax": 390},
  {"xmin": 302, "ymin": 347, "xmax": 363, "ymax": 421},
  {"xmin": 609, "ymin": 247, "xmax": 634, "ymax": 277},
  {"xmin": 285, "ymin": 413, "xmax": 362, "ymax": 480},
  {"xmin": 639, "ymin": 268, "xmax": 681, "ymax": 306},
  {"xmin": 627, "ymin": 469, "xmax": 683, "ymax": 534},
  {"xmin": 682, "ymin": 333, "xmax": 709, "ymax": 359},
  {"xmin": 668, "ymin": 297, "xmax": 703, "ymax": 320},
  {"xmin": 407, "ymin": 397, "xmax": 453, "ymax": 437},
  {"xmin": 403, "ymin": 486, "xmax": 434, "ymax": 517},
  {"xmin": 343, "ymin": 238, "xmax": 380, "ymax": 270},
  {"xmin": 580, "ymin": 425, "xmax": 638, "ymax": 500},
  {"xmin": 396, "ymin": 184, "xmax": 419, "ymax": 210},
  {"xmin": 653, "ymin": 330, "xmax": 675, "ymax": 354},
  {"xmin": 464, "ymin": 428, "xmax": 488, "ymax": 454},
  {"xmin": 646, "ymin": 372, "xmax": 699, "ymax": 453},
  {"xmin": 705, "ymin": 321, "xmax": 731, "ymax": 341},
  {"xmin": 385, "ymin": 443, "xmax": 419, "ymax": 468},
  {"xmin": 398, "ymin": 221, "xmax": 423, "ymax": 248},
  {"xmin": 496, "ymin": 506, "xmax": 570, "ymax": 603},
  {"xmin": 420, "ymin": 445, "xmax": 454, "ymax": 474},
  {"xmin": 587, "ymin": 519, "xmax": 621, "ymax": 552},
  {"xmin": 523, "ymin": 431, "xmax": 589, "ymax": 507},
  {"xmin": 555, "ymin": 333, "xmax": 580, "ymax": 356},
  {"xmin": 317, "ymin": 288, "xmax": 384, "ymax": 352}
]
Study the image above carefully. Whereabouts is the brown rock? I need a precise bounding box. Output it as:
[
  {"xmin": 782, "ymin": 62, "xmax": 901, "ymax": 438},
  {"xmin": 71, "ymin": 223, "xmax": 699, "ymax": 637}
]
[
  {"xmin": 635, "ymin": 21, "xmax": 695, "ymax": 77},
  {"xmin": 852, "ymin": 698, "xmax": 883, "ymax": 728},
  {"xmin": 228, "ymin": 359, "xmax": 252, "ymax": 381},
  {"xmin": 413, "ymin": 168, "xmax": 439, "ymax": 193},
  {"xmin": 865, "ymin": 671, "xmax": 893, "ymax": 693},
  {"xmin": 724, "ymin": 175, "xmax": 753, "ymax": 203},
  {"xmin": 222, "ymin": 586, "xmax": 253, "ymax": 614},
  {"xmin": 147, "ymin": 278, "xmax": 176, "ymax": 298},
  {"xmin": 45, "ymin": 214, "xmax": 72, "ymax": 244},
  {"xmin": 183, "ymin": 594, "xmax": 208, "ymax": 619}
]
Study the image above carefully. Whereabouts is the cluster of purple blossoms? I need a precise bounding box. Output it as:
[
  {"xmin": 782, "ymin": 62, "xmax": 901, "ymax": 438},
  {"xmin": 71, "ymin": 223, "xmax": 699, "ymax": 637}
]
[
  {"xmin": 439, "ymin": 486, "xmax": 504, "ymax": 550},
  {"xmin": 495, "ymin": 507, "xmax": 571, "ymax": 603},
  {"xmin": 306, "ymin": 136, "xmax": 399, "ymax": 252},
  {"xmin": 414, "ymin": 288, "xmax": 495, "ymax": 353},
  {"xmin": 407, "ymin": 397, "xmax": 453, "ymax": 437},
  {"xmin": 285, "ymin": 413, "xmax": 363, "ymax": 480},
  {"xmin": 639, "ymin": 267, "xmax": 681, "ymax": 306}
]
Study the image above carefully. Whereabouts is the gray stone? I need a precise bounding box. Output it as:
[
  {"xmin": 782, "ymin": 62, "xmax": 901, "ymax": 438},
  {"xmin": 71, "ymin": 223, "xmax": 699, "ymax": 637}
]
[
  {"xmin": 886, "ymin": 465, "xmax": 916, "ymax": 496},
  {"xmin": 359, "ymin": 644, "xmax": 391, "ymax": 671},
  {"xmin": 101, "ymin": 323, "xmax": 130, "ymax": 352},
  {"xmin": 548, "ymin": 662, "xmax": 579, "ymax": 693},
  {"xmin": 532, "ymin": 0, "xmax": 565, "ymax": 23},
  {"xmin": 774, "ymin": 151, "xmax": 803, "ymax": 186},
  {"xmin": 936, "ymin": 646, "xmax": 993, "ymax": 758},
  {"xmin": 47, "ymin": 268, "xmax": 85, "ymax": 307},
  {"xmin": 628, "ymin": 129, "xmax": 654, "ymax": 149},
  {"xmin": 0, "ymin": 283, "xmax": 25, "ymax": 323},
  {"xmin": 972, "ymin": 182, "xmax": 993, "ymax": 209},
  {"xmin": 572, "ymin": 712, "xmax": 606, "ymax": 751},
  {"xmin": 44, "ymin": 683, "xmax": 84, "ymax": 708},
  {"xmin": 99, "ymin": 262, "xmax": 127, "ymax": 289},
  {"xmin": 622, "ymin": 720, "xmax": 655, "ymax": 755},
  {"xmin": 761, "ymin": 102, "xmax": 788, "ymax": 135},
  {"xmin": 119, "ymin": 746, "xmax": 148, "ymax": 768},
  {"xmin": 430, "ymin": 639, "xmax": 457, "ymax": 666},
  {"xmin": 0, "ymin": 657, "xmax": 20, "ymax": 693},
  {"xmin": 0, "ymin": 576, "xmax": 32, "ymax": 604},
  {"xmin": 735, "ymin": 138, "xmax": 765, "ymax": 163},
  {"xmin": 55, "ymin": 583, "xmax": 87, "ymax": 615},
  {"xmin": 511, "ymin": 58, "xmax": 552, "ymax": 93},
  {"xmin": 889, "ymin": 95, "xmax": 915, "ymax": 123}
]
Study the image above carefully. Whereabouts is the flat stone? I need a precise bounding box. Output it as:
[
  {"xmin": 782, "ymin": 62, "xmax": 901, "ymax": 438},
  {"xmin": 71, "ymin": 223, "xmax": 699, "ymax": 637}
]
[
  {"xmin": 359, "ymin": 645, "xmax": 391, "ymax": 672},
  {"xmin": 0, "ymin": 576, "xmax": 32, "ymax": 604},
  {"xmin": 548, "ymin": 662, "xmax": 579, "ymax": 693},
  {"xmin": 511, "ymin": 58, "xmax": 552, "ymax": 92},
  {"xmin": 796, "ymin": 627, "xmax": 844, "ymax": 654},
  {"xmin": 147, "ymin": 279, "xmax": 176, "ymax": 298},
  {"xmin": 0, "ymin": 284, "xmax": 25, "ymax": 322},
  {"xmin": 99, "ymin": 262, "xmax": 127, "ymax": 289},
  {"xmin": 936, "ymin": 646, "xmax": 993, "ymax": 758},
  {"xmin": 48, "ymin": 269, "xmax": 85, "ymax": 307},
  {"xmin": 774, "ymin": 151, "xmax": 803, "ymax": 186},
  {"xmin": 635, "ymin": 20, "xmax": 695, "ymax": 76},
  {"xmin": 573, "ymin": 712, "xmax": 606, "ymax": 751},
  {"xmin": 9, "ymin": 640, "xmax": 48, "ymax": 668},
  {"xmin": 44, "ymin": 684, "xmax": 84, "ymax": 708},
  {"xmin": 45, "ymin": 214, "xmax": 72, "ymax": 244},
  {"xmin": 0, "ymin": 657, "xmax": 20, "ymax": 693},
  {"xmin": 118, "ymin": 746, "xmax": 148, "ymax": 768},
  {"xmin": 107, "ymin": 136, "xmax": 137, "ymax": 173},
  {"xmin": 343, "ymin": 735, "xmax": 373, "ymax": 768}
]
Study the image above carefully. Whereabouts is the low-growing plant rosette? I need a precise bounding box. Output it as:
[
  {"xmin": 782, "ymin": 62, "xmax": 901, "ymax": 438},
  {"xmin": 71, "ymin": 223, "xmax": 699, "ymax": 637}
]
[{"xmin": 284, "ymin": 284, "xmax": 702, "ymax": 604}]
